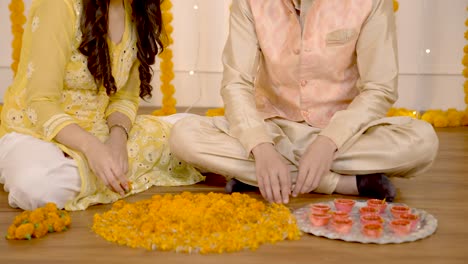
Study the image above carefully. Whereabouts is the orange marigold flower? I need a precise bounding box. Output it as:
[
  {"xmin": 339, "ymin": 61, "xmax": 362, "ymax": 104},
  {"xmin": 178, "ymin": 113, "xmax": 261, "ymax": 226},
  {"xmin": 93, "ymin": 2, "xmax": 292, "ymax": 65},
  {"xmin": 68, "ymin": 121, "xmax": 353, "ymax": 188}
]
[
  {"xmin": 44, "ymin": 203, "xmax": 58, "ymax": 212},
  {"xmin": 33, "ymin": 223, "xmax": 49, "ymax": 238},
  {"xmin": 15, "ymin": 223, "xmax": 34, "ymax": 240},
  {"xmin": 29, "ymin": 209, "xmax": 45, "ymax": 223},
  {"xmin": 6, "ymin": 225, "xmax": 17, "ymax": 239}
]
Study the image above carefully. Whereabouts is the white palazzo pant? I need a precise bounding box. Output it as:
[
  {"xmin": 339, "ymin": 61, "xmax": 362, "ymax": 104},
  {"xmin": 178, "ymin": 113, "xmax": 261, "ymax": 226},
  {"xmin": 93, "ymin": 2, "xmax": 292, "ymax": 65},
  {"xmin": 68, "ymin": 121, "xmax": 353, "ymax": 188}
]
[{"xmin": 0, "ymin": 113, "xmax": 193, "ymax": 210}]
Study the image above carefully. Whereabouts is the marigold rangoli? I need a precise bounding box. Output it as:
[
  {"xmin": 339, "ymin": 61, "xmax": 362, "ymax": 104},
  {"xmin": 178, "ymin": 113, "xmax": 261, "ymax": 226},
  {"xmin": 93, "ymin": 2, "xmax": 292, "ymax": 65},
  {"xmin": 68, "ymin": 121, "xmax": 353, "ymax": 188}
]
[{"xmin": 92, "ymin": 192, "xmax": 301, "ymax": 253}]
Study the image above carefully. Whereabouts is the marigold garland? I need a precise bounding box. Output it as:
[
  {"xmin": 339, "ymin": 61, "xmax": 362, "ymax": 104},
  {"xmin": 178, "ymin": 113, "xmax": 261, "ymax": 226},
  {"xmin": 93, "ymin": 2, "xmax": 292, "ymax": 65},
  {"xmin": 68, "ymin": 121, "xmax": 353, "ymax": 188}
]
[
  {"xmin": 393, "ymin": 0, "xmax": 399, "ymax": 12},
  {"xmin": 92, "ymin": 192, "xmax": 301, "ymax": 253},
  {"xmin": 9, "ymin": 0, "xmax": 26, "ymax": 76},
  {"xmin": 5, "ymin": 203, "xmax": 71, "ymax": 240},
  {"xmin": 152, "ymin": 0, "xmax": 177, "ymax": 116},
  {"xmin": 205, "ymin": 107, "xmax": 224, "ymax": 117},
  {"xmin": 399, "ymin": 4, "xmax": 467, "ymax": 127}
]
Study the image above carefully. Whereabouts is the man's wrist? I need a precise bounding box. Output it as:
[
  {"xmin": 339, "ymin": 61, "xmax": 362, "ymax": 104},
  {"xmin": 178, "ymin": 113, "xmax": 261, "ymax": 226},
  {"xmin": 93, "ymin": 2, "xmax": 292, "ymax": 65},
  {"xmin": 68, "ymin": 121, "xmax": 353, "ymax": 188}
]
[{"xmin": 317, "ymin": 135, "xmax": 338, "ymax": 152}]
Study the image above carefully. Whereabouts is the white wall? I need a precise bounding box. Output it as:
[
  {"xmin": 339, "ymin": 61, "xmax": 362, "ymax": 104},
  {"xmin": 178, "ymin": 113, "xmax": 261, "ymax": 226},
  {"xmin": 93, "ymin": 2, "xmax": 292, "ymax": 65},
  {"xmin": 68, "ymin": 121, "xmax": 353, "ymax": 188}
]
[{"xmin": 0, "ymin": 0, "xmax": 466, "ymax": 110}]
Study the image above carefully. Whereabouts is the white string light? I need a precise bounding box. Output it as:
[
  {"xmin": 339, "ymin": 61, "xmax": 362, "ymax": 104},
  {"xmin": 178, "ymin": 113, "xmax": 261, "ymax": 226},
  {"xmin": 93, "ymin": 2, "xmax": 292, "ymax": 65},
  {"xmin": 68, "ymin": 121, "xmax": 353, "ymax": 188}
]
[{"xmin": 184, "ymin": 0, "xmax": 202, "ymax": 113}]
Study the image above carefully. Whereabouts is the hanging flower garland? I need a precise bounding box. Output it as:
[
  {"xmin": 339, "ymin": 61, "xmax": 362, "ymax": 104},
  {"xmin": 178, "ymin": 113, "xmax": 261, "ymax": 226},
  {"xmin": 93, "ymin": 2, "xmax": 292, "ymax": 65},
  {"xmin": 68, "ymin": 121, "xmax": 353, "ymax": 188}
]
[
  {"xmin": 93, "ymin": 192, "xmax": 301, "ymax": 253},
  {"xmin": 9, "ymin": 0, "xmax": 26, "ymax": 76},
  {"xmin": 152, "ymin": 0, "xmax": 177, "ymax": 116},
  {"xmin": 1, "ymin": 0, "xmax": 26, "ymax": 122},
  {"xmin": 393, "ymin": 0, "xmax": 399, "ymax": 12}
]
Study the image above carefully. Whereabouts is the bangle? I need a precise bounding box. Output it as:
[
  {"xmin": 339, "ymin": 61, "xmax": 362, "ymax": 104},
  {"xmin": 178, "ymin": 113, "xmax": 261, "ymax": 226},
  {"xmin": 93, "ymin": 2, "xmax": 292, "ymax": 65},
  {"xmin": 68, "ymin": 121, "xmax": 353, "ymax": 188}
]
[{"xmin": 109, "ymin": 124, "xmax": 129, "ymax": 139}]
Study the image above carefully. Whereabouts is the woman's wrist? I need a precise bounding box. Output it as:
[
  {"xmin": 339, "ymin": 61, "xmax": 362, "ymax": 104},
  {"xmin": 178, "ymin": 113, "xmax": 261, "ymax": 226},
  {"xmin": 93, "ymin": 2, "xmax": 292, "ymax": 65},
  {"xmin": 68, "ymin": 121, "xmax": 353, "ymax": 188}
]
[{"xmin": 109, "ymin": 124, "xmax": 129, "ymax": 139}]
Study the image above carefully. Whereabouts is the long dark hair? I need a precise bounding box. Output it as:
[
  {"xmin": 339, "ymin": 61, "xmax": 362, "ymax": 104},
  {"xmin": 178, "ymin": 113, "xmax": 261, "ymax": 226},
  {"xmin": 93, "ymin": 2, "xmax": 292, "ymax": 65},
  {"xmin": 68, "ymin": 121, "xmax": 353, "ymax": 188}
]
[{"xmin": 78, "ymin": 0, "xmax": 164, "ymax": 99}]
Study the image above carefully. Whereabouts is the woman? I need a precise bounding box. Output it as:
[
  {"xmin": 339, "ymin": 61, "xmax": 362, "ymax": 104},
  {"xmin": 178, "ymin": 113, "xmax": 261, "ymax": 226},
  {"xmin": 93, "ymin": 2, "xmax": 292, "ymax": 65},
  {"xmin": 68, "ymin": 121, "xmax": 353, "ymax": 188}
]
[{"xmin": 0, "ymin": 0, "xmax": 204, "ymax": 211}]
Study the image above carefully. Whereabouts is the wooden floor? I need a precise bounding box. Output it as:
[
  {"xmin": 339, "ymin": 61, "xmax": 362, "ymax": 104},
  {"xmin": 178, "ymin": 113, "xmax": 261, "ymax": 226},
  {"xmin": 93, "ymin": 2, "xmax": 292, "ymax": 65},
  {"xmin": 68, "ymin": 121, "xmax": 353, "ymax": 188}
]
[{"xmin": 0, "ymin": 118, "xmax": 467, "ymax": 263}]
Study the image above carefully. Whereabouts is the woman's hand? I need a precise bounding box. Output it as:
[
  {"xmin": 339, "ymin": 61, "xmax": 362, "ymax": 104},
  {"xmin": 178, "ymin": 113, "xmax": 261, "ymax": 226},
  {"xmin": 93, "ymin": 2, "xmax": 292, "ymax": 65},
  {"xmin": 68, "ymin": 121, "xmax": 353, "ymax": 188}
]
[{"xmin": 83, "ymin": 135, "xmax": 129, "ymax": 196}]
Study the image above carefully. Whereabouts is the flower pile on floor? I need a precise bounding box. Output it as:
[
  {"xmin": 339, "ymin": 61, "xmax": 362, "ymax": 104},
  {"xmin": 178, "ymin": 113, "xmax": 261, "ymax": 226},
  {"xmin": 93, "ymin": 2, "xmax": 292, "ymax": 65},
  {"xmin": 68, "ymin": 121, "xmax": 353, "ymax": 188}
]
[
  {"xmin": 93, "ymin": 192, "xmax": 301, "ymax": 253},
  {"xmin": 6, "ymin": 203, "xmax": 71, "ymax": 240}
]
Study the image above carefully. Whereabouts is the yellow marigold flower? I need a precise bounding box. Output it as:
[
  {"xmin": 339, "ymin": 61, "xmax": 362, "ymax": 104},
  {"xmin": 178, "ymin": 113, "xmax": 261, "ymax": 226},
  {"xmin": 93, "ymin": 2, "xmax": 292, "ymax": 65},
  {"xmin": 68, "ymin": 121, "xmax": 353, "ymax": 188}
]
[
  {"xmin": 15, "ymin": 223, "xmax": 34, "ymax": 240},
  {"xmin": 464, "ymin": 68, "xmax": 468, "ymax": 78},
  {"xmin": 93, "ymin": 192, "xmax": 301, "ymax": 253},
  {"xmin": 461, "ymin": 113, "xmax": 468, "ymax": 126},
  {"xmin": 433, "ymin": 114, "xmax": 449, "ymax": 128},
  {"xmin": 206, "ymin": 108, "xmax": 225, "ymax": 117},
  {"xmin": 447, "ymin": 111, "xmax": 463, "ymax": 127},
  {"xmin": 393, "ymin": 0, "xmax": 399, "ymax": 12},
  {"xmin": 421, "ymin": 112, "xmax": 435, "ymax": 125},
  {"xmin": 463, "ymin": 55, "xmax": 468, "ymax": 67}
]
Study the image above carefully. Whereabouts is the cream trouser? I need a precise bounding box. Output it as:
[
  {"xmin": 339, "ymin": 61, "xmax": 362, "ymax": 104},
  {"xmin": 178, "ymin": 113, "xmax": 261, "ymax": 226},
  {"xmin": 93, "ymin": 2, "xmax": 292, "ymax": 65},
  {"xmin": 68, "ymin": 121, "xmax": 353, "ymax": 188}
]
[
  {"xmin": 0, "ymin": 114, "xmax": 192, "ymax": 210},
  {"xmin": 169, "ymin": 116, "xmax": 439, "ymax": 194}
]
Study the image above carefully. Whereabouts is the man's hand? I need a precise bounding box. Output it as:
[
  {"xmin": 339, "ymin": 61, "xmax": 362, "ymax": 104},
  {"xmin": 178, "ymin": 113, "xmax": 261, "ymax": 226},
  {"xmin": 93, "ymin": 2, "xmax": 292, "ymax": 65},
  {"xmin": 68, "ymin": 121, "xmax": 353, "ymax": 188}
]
[
  {"xmin": 252, "ymin": 143, "xmax": 291, "ymax": 204},
  {"xmin": 292, "ymin": 135, "xmax": 337, "ymax": 197}
]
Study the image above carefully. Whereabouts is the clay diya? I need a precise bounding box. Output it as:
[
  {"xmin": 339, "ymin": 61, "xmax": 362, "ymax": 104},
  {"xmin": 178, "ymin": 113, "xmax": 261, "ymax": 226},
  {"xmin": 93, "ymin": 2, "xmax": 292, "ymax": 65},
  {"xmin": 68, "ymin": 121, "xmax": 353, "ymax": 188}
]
[
  {"xmin": 360, "ymin": 214, "xmax": 384, "ymax": 225},
  {"xmin": 359, "ymin": 206, "xmax": 380, "ymax": 216},
  {"xmin": 390, "ymin": 205, "xmax": 411, "ymax": 218},
  {"xmin": 332, "ymin": 211, "xmax": 350, "ymax": 221},
  {"xmin": 333, "ymin": 199, "xmax": 356, "ymax": 213},
  {"xmin": 311, "ymin": 204, "xmax": 331, "ymax": 214},
  {"xmin": 366, "ymin": 199, "xmax": 387, "ymax": 214},
  {"xmin": 362, "ymin": 223, "xmax": 383, "ymax": 238},
  {"xmin": 390, "ymin": 219, "xmax": 411, "ymax": 236},
  {"xmin": 309, "ymin": 213, "xmax": 332, "ymax": 226},
  {"xmin": 332, "ymin": 218, "xmax": 353, "ymax": 234},
  {"xmin": 400, "ymin": 213, "xmax": 420, "ymax": 230}
]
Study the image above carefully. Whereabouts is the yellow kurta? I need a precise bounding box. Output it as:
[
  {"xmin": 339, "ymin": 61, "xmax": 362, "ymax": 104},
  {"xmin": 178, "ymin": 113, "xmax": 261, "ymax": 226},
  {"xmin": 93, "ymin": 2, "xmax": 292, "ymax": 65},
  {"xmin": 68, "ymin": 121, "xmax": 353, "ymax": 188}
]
[{"xmin": 0, "ymin": 0, "xmax": 204, "ymax": 210}]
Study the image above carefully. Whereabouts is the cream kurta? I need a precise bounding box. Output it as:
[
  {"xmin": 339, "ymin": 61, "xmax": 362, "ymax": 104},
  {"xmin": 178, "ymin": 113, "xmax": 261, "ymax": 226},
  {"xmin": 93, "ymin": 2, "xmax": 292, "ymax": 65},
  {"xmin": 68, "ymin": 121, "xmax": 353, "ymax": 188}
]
[
  {"xmin": 222, "ymin": 0, "xmax": 399, "ymax": 154},
  {"xmin": 0, "ymin": 0, "xmax": 204, "ymax": 210},
  {"xmin": 169, "ymin": 0, "xmax": 438, "ymax": 194}
]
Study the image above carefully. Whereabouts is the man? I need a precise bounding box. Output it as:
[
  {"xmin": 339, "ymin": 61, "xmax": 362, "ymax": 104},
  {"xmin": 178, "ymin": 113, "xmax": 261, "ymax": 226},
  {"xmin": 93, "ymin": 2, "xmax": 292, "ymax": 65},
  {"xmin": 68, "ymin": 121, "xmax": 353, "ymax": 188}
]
[{"xmin": 170, "ymin": 0, "xmax": 438, "ymax": 204}]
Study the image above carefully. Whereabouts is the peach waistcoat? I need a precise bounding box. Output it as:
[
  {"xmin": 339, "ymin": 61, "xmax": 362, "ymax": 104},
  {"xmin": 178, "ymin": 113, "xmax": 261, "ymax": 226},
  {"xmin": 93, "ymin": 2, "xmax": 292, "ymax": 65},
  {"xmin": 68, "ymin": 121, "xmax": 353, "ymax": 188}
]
[{"xmin": 249, "ymin": 0, "xmax": 373, "ymax": 128}]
